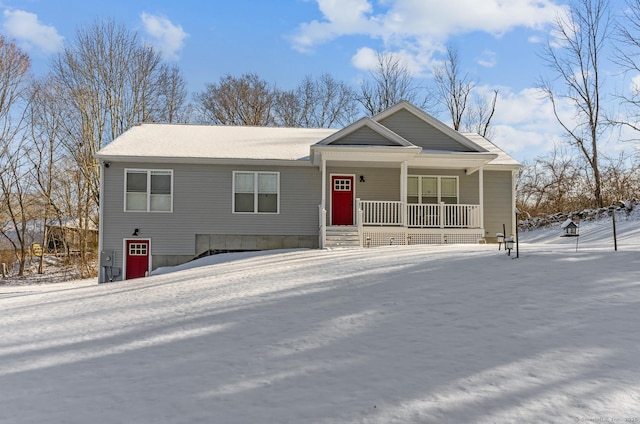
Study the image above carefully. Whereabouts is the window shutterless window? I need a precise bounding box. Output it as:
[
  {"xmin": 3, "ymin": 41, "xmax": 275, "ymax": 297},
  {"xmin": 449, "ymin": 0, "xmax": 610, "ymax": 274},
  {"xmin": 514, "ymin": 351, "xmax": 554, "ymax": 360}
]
[
  {"xmin": 407, "ymin": 175, "xmax": 458, "ymax": 204},
  {"xmin": 125, "ymin": 169, "xmax": 173, "ymax": 212},
  {"xmin": 233, "ymin": 171, "xmax": 279, "ymax": 213}
]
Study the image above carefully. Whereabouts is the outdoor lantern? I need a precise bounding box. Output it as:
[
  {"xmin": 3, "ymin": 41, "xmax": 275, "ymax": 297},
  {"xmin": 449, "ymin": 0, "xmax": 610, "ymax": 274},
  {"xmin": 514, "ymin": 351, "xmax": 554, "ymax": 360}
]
[
  {"xmin": 496, "ymin": 232, "xmax": 505, "ymax": 250},
  {"xmin": 504, "ymin": 237, "xmax": 514, "ymax": 256}
]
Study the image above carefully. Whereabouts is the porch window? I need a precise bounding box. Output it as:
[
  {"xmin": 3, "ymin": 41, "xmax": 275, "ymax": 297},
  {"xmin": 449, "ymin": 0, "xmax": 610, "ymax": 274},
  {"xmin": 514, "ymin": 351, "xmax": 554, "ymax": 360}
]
[
  {"xmin": 407, "ymin": 176, "xmax": 458, "ymax": 204},
  {"xmin": 233, "ymin": 171, "xmax": 279, "ymax": 213},
  {"xmin": 125, "ymin": 169, "xmax": 173, "ymax": 212}
]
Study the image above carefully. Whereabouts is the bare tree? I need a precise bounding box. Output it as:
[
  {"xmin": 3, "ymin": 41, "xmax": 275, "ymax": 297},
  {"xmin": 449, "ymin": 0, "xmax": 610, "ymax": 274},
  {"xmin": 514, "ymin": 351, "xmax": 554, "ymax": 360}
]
[
  {"xmin": 433, "ymin": 44, "xmax": 475, "ymax": 131},
  {"xmin": 156, "ymin": 64, "xmax": 190, "ymax": 123},
  {"xmin": 539, "ymin": 0, "xmax": 612, "ymax": 208},
  {"xmin": 517, "ymin": 146, "xmax": 588, "ymax": 215},
  {"xmin": 462, "ymin": 90, "xmax": 498, "ymax": 139},
  {"xmin": 47, "ymin": 18, "xmax": 169, "ymax": 276},
  {"xmin": 26, "ymin": 77, "xmax": 69, "ymax": 273},
  {"xmin": 273, "ymin": 73, "xmax": 358, "ymax": 128},
  {"xmin": 195, "ymin": 73, "xmax": 276, "ymax": 126},
  {"xmin": 433, "ymin": 44, "xmax": 498, "ymax": 138},
  {"xmin": 358, "ymin": 51, "xmax": 426, "ymax": 115},
  {"xmin": 52, "ymin": 18, "xmax": 164, "ymax": 205},
  {"xmin": 0, "ymin": 36, "xmax": 31, "ymax": 275},
  {"xmin": 611, "ymin": 0, "xmax": 640, "ymax": 136}
]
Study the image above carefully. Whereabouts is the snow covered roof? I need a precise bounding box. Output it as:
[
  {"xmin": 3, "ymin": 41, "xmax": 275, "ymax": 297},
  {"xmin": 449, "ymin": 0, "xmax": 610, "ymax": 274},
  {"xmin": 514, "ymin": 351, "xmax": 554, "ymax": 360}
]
[
  {"xmin": 462, "ymin": 133, "xmax": 521, "ymax": 168},
  {"xmin": 95, "ymin": 110, "xmax": 520, "ymax": 170},
  {"xmin": 96, "ymin": 124, "xmax": 338, "ymax": 162}
]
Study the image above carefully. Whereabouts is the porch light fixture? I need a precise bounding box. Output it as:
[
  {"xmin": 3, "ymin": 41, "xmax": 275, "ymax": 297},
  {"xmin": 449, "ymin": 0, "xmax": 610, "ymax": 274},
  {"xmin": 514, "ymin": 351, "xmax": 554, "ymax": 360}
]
[
  {"xmin": 496, "ymin": 232, "xmax": 505, "ymax": 250},
  {"xmin": 359, "ymin": 175, "xmax": 366, "ymax": 183},
  {"xmin": 504, "ymin": 237, "xmax": 514, "ymax": 256},
  {"xmin": 132, "ymin": 228, "xmax": 139, "ymax": 236}
]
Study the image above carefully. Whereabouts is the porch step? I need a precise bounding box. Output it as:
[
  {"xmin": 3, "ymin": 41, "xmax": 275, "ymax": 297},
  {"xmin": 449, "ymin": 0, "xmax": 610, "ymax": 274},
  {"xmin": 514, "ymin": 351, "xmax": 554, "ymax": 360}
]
[{"xmin": 325, "ymin": 226, "xmax": 361, "ymax": 248}]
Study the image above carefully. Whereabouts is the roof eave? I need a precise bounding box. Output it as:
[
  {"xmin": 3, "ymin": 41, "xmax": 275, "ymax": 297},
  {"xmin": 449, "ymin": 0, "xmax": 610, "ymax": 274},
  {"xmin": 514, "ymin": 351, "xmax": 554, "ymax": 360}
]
[{"xmin": 95, "ymin": 155, "xmax": 314, "ymax": 167}]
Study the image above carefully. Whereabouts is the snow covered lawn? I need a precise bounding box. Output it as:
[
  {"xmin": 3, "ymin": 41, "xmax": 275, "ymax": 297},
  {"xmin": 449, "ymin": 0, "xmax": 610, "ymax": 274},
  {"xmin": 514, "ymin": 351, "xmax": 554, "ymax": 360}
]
[{"xmin": 2, "ymin": 229, "xmax": 640, "ymax": 422}]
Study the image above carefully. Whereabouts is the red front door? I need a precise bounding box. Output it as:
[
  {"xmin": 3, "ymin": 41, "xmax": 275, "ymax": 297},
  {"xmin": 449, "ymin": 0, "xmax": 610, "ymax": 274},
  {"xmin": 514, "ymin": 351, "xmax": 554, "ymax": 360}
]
[
  {"xmin": 126, "ymin": 239, "xmax": 150, "ymax": 280},
  {"xmin": 331, "ymin": 175, "xmax": 354, "ymax": 225}
]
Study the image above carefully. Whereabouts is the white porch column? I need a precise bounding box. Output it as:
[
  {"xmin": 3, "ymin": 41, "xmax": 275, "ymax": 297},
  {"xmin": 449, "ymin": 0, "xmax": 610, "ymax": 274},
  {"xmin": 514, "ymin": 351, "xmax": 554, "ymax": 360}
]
[
  {"xmin": 479, "ymin": 165, "xmax": 484, "ymax": 229},
  {"xmin": 321, "ymin": 157, "xmax": 327, "ymax": 212},
  {"xmin": 320, "ymin": 157, "xmax": 327, "ymax": 248},
  {"xmin": 400, "ymin": 161, "xmax": 408, "ymax": 226},
  {"xmin": 512, "ymin": 169, "xmax": 517, "ymax": 237}
]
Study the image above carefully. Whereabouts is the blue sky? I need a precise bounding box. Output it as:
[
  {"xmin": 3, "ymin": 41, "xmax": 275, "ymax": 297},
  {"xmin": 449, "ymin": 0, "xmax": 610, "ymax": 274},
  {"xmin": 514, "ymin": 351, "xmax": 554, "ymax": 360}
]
[{"xmin": 0, "ymin": 0, "xmax": 635, "ymax": 163}]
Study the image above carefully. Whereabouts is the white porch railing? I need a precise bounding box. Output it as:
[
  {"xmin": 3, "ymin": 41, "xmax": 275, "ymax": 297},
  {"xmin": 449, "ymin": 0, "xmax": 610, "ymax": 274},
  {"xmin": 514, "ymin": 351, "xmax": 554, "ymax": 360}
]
[
  {"xmin": 360, "ymin": 200, "xmax": 481, "ymax": 228},
  {"xmin": 360, "ymin": 200, "xmax": 404, "ymax": 226}
]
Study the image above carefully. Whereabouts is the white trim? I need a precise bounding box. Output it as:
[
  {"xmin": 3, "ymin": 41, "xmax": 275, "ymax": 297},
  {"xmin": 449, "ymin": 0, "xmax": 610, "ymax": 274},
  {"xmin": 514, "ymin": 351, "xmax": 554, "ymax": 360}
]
[
  {"xmin": 479, "ymin": 166, "xmax": 485, "ymax": 230},
  {"xmin": 512, "ymin": 169, "xmax": 518, "ymax": 237},
  {"xmin": 232, "ymin": 171, "xmax": 280, "ymax": 214},
  {"xmin": 401, "ymin": 161, "xmax": 408, "ymax": 226},
  {"xmin": 98, "ymin": 162, "xmax": 106, "ymax": 283},
  {"xmin": 329, "ymin": 173, "xmax": 356, "ymax": 226},
  {"xmin": 124, "ymin": 168, "xmax": 173, "ymax": 213},
  {"xmin": 122, "ymin": 238, "xmax": 151, "ymax": 280}
]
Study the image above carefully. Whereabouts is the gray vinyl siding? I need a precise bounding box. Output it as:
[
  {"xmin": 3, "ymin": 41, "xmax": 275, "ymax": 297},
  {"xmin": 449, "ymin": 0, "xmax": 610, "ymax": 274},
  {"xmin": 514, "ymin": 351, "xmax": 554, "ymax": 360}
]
[
  {"xmin": 331, "ymin": 126, "xmax": 398, "ymax": 146},
  {"xmin": 101, "ymin": 161, "xmax": 321, "ymax": 270},
  {"xmin": 483, "ymin": 170, "xmax": 514, "ymax": 239},
  {"xmin": 378, "ymin": 109, "xmax": 474, "ymax": 152},
  {"xmin": 327, "ymin": 166, "xmax": 401, "ymax": 202}
]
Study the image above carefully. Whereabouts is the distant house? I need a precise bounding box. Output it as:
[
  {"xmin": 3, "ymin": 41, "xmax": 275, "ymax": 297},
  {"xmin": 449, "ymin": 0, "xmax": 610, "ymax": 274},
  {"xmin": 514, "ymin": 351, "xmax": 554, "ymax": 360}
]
[
  {"xmin": 96, "ymin": 101, "xmax": 521, "ymax": 282},
  {"xmin": 0, "ymin": 218, "xmax": 97, "ymax": 255}
]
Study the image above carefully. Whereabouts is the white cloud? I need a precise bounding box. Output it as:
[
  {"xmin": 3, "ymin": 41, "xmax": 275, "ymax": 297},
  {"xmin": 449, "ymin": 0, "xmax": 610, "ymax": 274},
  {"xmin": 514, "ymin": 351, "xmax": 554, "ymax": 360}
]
[
  {"xmin": 2, "ymin": 9, "xmax": 63, "ymax": 54},
  {"xmin": 477, "ymin": 50, "xmax": 497, "ymax": 68},
  {"xmin": 488, "ymin": 86, "xmax": 568, "ymax": 160},
  {"xmin": 140, "ymin": 12, "xmax": 189, "ymax": 61},
  {"xmin": 291, "ymin": 0, "xmax": 567, "ymax": 73},
  {"xmin": 351, "ymin": 46, "xmax": 425, "ymax": 75}
]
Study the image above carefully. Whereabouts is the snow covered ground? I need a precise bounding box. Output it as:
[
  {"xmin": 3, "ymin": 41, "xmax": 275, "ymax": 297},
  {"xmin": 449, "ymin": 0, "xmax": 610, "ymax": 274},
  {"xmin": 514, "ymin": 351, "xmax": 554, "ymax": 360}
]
[{"xmin": 1, "ymin": 216, "xmax": 640, "ymax": 423}]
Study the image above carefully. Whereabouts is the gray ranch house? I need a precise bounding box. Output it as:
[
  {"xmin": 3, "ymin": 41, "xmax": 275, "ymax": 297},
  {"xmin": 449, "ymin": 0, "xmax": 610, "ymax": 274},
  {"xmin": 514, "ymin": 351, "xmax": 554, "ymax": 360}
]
[{"xmin": 96, "ymin": 101, "xmax": 521, "ymax": 283}]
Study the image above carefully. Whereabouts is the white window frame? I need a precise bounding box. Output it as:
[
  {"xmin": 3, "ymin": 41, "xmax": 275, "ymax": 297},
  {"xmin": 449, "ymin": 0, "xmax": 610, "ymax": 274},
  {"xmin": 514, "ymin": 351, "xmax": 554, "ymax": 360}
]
[
  {"xmin": 232, "ymin": 171, "xmax": 280, "ymax": 214},
  {"xmin": 124, "ymin": 169, "xmax": 173, "ymax": 213},
  {"xmin": 407, "ymin": 175, "xmax": 459, "ymax": 204}
]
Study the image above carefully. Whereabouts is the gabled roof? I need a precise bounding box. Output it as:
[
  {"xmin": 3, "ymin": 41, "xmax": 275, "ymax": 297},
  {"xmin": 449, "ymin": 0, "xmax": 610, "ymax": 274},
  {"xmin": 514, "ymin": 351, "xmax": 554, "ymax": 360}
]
[
  {"xmin": 96, "ymin": 124, "xmax": 338, "ymax": 162},
  {"xmin": 315, "ymin": 117, "xmax": 414, "ymax": 147},
  {"xmin": 372, "ymin": 101, "xmax": 488, "ymax": 153},
  {"xmin": 95, "ymin": 102, "xmax": 520, "ymax": 170}
]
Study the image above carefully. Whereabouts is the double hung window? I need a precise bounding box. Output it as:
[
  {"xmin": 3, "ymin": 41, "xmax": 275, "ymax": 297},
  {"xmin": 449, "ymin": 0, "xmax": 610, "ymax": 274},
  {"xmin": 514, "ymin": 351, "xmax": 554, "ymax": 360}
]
[
  {"xmin": 233, "ymin": 171, "xmax": 279, "ymax": 213},
  {"xmin": 125, "ymin": 169, "xmax": 173, "ymax": 212}
]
